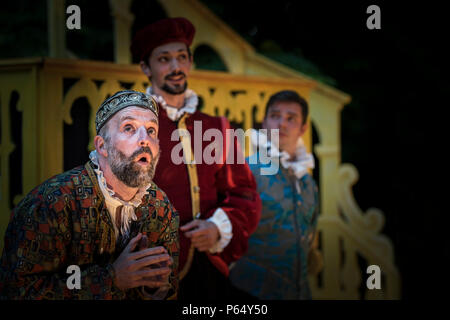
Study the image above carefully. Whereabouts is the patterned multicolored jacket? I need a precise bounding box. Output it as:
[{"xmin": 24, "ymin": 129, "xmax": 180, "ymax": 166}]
[{"xmin": 0, "ymin": 162, "xmax": 179, "ymax": 300}]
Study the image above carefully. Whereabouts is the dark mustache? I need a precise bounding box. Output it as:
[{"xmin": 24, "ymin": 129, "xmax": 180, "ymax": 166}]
[
  {"xmin": 131, "ymin": 146, "xmax": 153, "ymax": 161},
  {"xmin": 165, "ymin": 71, "xmax": 186, "ymax": 80}
]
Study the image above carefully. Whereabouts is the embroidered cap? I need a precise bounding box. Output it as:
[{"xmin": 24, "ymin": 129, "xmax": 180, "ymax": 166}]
[{"xmin": 95, "ymin": 90, "xmax": 159, "ymax": 134}]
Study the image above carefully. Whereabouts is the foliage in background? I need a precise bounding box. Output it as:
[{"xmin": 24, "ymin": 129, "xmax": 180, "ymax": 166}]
[
  {"xmin": 0, "ymin": 1, "xmax": 47, "ymax": 59},
  {"xmin": 258, "ymin": 40, "xmax": 336, "ymax": 85}
]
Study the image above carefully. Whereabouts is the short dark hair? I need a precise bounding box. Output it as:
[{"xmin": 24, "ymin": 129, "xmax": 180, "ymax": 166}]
[
  {"xmin": 98, "ymin": 121, "xmax": 111, "ymax": 144},
  {"xmin": 264, "ymin": 90, "xmax": 309, "ymax": 125}
]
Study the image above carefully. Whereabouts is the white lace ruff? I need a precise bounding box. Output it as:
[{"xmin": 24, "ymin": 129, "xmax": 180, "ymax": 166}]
[
  {"xmin": 146, "ymin": 86, "xmax": 198, "ymax": 121},
  {"xmin": 250, "ymin": 129, "xmax": 315, "ymax": 193}
]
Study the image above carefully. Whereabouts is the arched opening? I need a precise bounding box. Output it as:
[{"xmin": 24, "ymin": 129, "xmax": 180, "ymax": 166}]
[
  {"xmin": 311, "ymin": 121, "xmax": 320, "ymax": 192},
  {"xmin": 9, "ymin": 90, "xmax": 22, "ymax": 208},
  {"xmin": 64, "ymin": 98, "xmax": 91, "ymax": 171},
  {"xmin": 193, "ymin": 44, "xmax": 229, "ymax": 72}
]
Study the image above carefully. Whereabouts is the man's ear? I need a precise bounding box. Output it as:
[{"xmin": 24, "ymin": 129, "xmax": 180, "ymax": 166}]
[
  {"xmin": 94, "ymin": 135, "xmax": 108, "ymax": 157},
  {"xmin": 140, "ymin": 61, "xmax": 152, "ymax": 78},
  {"xmin": 300, "ymin": 122, "xmax": 309, "ymax": 136}
]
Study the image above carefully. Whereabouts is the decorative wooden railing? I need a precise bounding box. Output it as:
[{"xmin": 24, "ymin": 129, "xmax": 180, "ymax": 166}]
[{"xmin": 0, "ymin": 57, "xmax": 400, "ymax": 299}]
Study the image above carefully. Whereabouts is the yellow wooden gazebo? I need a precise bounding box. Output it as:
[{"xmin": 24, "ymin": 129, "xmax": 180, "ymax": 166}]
[{"xmin": 0, "ymin": 0, "xmax": 400, "ymax": 299}]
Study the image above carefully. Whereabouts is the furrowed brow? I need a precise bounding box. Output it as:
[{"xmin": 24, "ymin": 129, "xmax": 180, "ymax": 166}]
[{"xmin": 119, "ymin": 115, "xmax": 137, "ymax": 123}]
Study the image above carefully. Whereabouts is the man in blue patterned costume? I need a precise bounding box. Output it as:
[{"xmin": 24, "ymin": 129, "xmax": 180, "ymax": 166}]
[{"xmin": 229, "ymin": 90, "xmax": 320, "ymax": 299}]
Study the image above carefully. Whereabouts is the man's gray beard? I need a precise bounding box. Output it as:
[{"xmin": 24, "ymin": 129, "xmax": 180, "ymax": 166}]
[
  {"xmin": 161, "ymin": 81, "xmax": 188, "ymax": 95},
  {"xmin": 107, "ymin": 144, "xmax": 160, "ymax": 188}
]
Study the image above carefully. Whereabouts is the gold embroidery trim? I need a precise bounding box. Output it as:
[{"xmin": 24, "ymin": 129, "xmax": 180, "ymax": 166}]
[{"xmin": 177, "ymin": 113, "xmax": 201, "ymax": 280}]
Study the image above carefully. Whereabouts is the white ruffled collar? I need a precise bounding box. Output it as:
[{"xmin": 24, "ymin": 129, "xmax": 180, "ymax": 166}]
[
  {"xmin": 251, "ymin": 129, "xmax": 315, "ymax": 192},
  {"xmin": 146, "ymin": 86, "xmax": 198, "ymax": 121},
  {"xmin": 89, "ymin": 150, "xmax": 150, "ymax": 238}
]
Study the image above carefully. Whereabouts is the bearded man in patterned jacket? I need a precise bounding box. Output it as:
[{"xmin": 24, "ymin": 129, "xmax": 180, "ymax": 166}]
[{"xmin": 0, "ymin": 90, "xmax": 179, "ymax": 300}]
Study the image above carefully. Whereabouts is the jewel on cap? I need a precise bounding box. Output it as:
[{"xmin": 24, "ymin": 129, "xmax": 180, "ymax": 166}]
[
  {"xmin": 130, "ymin": 17, "xmax": 196, "ymax": 62},
  {"xmin": 95, "ymin": 90, "xmax": 158, "ymax": 134}
]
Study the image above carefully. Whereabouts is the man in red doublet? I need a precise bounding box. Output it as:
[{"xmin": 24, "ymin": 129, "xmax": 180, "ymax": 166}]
[{"xmin": 131, "ymin": 17, "xmax": 261, "ymax": 300}]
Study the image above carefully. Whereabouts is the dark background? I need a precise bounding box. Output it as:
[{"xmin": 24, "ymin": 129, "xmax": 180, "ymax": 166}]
[
  {"xmin": 199, "ymin": 0, "xmax": 449, "ymax": 299},
  {"xmin": 1, "ymin": 0, "xmax": 448, "ymax": 298}
]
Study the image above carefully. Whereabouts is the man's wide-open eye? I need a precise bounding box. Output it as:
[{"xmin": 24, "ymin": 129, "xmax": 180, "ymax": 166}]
[
  {"xmin": 148, "ymin": 127, "xmax": 157, "ymax": 136},
  {"xmin": 123, "ymin": 124, "xmax": 135, "ymax": 133}
]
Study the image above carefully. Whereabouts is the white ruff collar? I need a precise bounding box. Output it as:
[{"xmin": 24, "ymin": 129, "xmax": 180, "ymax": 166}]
[
  {"xmin": 251, "ymin": 130, "xmax": 315, "ymax": 192},
  {"xmin": 89, "ymin": 150, "xmax": 151, "ymax": 238},
  {"xmin": 146, "ymin": 86, "xmax": 198, "ymax": 121}
]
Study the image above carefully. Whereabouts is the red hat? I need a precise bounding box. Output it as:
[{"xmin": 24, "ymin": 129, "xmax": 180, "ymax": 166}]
[{"xmin": 130, "ymin": 17, "xmax": 196, "ymax": 62}]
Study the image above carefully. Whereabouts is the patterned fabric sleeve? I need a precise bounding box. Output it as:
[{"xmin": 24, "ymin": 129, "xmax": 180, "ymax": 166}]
[
  {"xmin": 131, "ymin": 189, "xmax": 180, "ymax": 300},
  {"xmin": 205, "ymin": 117, "xmax": 262, "ymax": 265},
  {"xmin": 151, "ymin": 194, "xmax": 179, "ymax": 300},
  {"xmin": 312, "ymin": 180, "xmax": 320, "ymax": 228},
  {"xmin": 0, "ymin": 192, "xmax": 124, "ymax": 300},
  {"xmin": 308, "ymin": 178, "xmax": 320, "ymax": 248}
]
